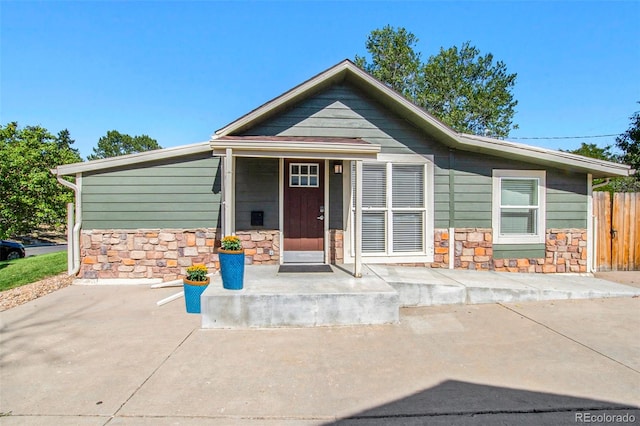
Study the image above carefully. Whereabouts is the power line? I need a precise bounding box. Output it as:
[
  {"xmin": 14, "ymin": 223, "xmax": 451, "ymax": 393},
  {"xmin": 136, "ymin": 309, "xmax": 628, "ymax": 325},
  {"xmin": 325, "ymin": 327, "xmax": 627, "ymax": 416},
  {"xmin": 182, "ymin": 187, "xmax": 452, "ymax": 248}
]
[{"xmin": 510, "ymin": 133, "xmax": 619, "ymax": 140}]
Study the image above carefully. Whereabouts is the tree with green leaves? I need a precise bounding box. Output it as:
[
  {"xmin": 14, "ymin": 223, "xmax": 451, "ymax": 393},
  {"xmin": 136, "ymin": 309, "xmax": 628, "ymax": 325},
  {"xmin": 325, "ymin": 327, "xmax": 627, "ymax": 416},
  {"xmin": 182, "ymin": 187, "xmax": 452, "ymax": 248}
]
[
  {"xmin": 355, "ymin": 26, "xmax": 518, "ymax": 138},
  {"xmin": 563, "ymin": 142, "xmax": 617, "ymax": 162},
  {"xmin": 616, "ymin": 106, "xmax": 639, "ymax": 179},
  {"xmin": 563, "ymin": 142, "xmax": 618, "ymax": 191},
  {"xmin": 0, "ymin": 122, "xmax": 82, "ymax": 239},
  {"xmin": 354, "ymin": 26, "xmax": 422, "ymax": 100},
  {"xmin": 87, "ymin": 130, "xmax": 161, "ymax": 160},
  {"xmin": 563, "ymin": 112, "xmax": 640, "ymax": 192}
]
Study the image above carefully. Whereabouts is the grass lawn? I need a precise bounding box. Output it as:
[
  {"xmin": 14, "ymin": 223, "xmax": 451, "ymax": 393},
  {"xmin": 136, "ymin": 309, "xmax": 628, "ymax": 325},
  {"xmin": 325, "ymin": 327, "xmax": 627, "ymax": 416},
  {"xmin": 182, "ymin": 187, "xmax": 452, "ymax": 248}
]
[{"xmin": 0, "ymin": 251, "xmax": 68, "ymax": 291}]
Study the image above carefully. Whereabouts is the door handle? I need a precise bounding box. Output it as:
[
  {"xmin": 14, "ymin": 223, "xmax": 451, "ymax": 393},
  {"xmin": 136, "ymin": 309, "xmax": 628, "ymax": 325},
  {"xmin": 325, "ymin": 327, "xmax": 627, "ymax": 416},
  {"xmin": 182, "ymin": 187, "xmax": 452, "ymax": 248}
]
[{"xmin": 316, "ymin": 215, "xmax": 324, "ymax": 221}]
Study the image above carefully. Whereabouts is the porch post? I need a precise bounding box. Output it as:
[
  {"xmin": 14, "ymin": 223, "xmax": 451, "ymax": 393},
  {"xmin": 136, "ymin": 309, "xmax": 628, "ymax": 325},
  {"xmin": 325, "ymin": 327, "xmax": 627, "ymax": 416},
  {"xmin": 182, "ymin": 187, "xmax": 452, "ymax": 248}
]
[
  {"xmin": 223, "ymin": 148, "xmax": 234, "ymax": 237},
  {"xmin": 354, "ymin": 160, "xmax": 363, "ymax": 277},
  {"xmin": 587, "ymin": 173, "xmax": 594, "ymax": 272}
]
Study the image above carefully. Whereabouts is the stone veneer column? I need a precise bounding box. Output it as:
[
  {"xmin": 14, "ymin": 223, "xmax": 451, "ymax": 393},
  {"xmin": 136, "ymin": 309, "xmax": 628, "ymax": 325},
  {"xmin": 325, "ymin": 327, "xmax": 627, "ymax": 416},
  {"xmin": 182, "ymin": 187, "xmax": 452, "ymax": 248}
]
[
  {"xmin": 329, "ymin": 229, "xmax": 344, "ymax": 264},
  {"xmin": 453, "ymin": 228, "xmax": 493, "ymax": 271},
  {"xmin": 430, "ymin": 229, "xmax": 450, "ymax": 268}
]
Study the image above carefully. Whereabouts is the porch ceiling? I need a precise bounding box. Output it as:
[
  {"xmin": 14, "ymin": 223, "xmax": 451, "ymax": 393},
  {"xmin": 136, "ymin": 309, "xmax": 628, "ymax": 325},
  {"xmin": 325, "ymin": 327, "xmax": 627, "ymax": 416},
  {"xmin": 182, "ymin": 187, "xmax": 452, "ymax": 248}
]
[{"xmin": 210, "ymin": 135, "xmax": 380, "ymax": 160}]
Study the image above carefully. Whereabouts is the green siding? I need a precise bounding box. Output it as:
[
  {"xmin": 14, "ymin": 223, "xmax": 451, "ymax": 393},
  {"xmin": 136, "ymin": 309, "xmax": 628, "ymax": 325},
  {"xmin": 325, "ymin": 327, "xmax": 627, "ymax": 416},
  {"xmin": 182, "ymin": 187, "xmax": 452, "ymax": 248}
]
[
  {"xmin": 329, "ymin": 170, "xmax": 343, "ymax": 229},
  {"xmin": 241, "ymin": 82, "xmax": 451, "ymax": 228},
  {"xmin": 237, "ymin": 80, "xmax": 589, "ymax": 257},
  {"xmin": 493, "ymin": 244, "xmax": 545, "ymax": 259},
  {"xmin": 546, "ymin": 169, "xmax": 588, "ymax": 228},
  {"xmin": 82, "ymin": 154, "xmax": 221, "ymax": 229},
  {"xmin": 244, "ymin": 85, "xmax": 450, "ymax": 161},
  {"xmin": 235, "ymin": 158, "xmax": 279, "ymax": 230},
  {"xmin": 448, "ymin": 150, "xmax": 588, "ymax": 230}
]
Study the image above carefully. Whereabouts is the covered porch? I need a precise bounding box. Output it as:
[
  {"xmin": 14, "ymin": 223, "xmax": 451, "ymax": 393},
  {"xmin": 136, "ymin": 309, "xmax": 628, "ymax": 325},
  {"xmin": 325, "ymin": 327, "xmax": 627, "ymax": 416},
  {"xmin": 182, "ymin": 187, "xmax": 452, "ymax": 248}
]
[{"xmin": 210, "ymin": 135, "xmax": 380, "ymax": 277}]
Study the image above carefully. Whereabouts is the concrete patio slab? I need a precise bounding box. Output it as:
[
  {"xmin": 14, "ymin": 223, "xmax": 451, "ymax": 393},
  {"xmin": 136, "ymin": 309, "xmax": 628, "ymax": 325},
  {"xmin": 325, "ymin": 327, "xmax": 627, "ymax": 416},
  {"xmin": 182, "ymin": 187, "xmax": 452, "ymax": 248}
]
[
  {"xmin": 505, "ymin": 273, "xmax": 640, "ymax": 300},
  {"xmin": 366, "ymin": 265, "xmax": 466, "ymax": 306},
  {"xmin": 1, "ymin": 269, "xmax": 639, "ymax": 424},
  {"xmin": 0, "ymin": 285, "xmax": 199, "ymax": 418},
  {"xmin": 504, "ymin": 298, "xmax": 640, "ymax": 372}
]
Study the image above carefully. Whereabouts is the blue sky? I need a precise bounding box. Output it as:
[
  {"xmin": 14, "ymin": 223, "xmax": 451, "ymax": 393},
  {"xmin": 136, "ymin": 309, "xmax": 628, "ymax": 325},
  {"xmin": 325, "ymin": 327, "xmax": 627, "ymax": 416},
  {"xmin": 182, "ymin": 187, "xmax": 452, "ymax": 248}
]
[{"xmin": 2, "ymin": 1, "xmax": 639, "ymax": 159}]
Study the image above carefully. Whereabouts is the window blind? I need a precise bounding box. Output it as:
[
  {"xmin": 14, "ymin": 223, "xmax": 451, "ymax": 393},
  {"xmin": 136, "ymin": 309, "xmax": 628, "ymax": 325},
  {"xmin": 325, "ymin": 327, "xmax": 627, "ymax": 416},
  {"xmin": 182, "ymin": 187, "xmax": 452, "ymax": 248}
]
[
  {"xmin": 392, "ymin": 165, "xmax": 424, "ymax": 208},
  {"xmin": 362, "ymin": 212, "xmax": 386, "ymax": 252},
  {"xmin": 393, "ymin": 212, "xmax": 423, "ymax": 252},
  {"xmin": 501, "ymin": 179, "xmax": 537, "ymax": 206}
]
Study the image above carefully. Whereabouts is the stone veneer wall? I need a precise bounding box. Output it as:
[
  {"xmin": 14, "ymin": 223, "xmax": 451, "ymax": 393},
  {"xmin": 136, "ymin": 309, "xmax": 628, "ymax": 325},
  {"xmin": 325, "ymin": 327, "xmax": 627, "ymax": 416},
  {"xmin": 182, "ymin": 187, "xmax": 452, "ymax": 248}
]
[
  {"xmin": 236, "ymin": 230, "xmax": 280, "ymax": 265},
  {"xmin": 80, "ymin": 227, "xmax": 587, "ymax": 280},
  {"xmin": 80, "ymin": 229, "xmax": 220, "ymax": 282},
  {"xmin": 426, "ymin": 228, "xmax": 587, "ymax": 273}
]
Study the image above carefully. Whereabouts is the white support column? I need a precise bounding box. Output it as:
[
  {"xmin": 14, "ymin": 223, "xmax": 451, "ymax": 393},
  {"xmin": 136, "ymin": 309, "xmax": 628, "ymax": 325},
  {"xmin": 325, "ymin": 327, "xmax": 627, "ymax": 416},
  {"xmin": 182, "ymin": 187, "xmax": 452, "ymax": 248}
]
[
  {"xmin": 587, "ymin": 173, "xmax": 594, "ymax": 273},
  {"xmin": 278, "ymin": 158, "xmax": 284, "ymax": 265},
  {"xmin": 354, "ymin": 160, "xmax": 363, "ymax": 278},
  {"xmin": 324, "ymin": 160, "xmax": 330, "ymax": 264},
  {"xmin": 223, "ymin": 148, "xmax": 234, "ymax": 237}
]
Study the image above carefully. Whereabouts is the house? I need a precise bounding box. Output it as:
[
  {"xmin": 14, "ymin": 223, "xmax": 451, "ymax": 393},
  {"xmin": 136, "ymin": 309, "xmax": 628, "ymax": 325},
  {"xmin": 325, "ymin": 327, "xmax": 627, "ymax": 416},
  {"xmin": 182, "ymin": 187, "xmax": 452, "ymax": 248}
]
[{"xmin": 52, "ymin": 60, "xmax": 633, "ymax": 282}]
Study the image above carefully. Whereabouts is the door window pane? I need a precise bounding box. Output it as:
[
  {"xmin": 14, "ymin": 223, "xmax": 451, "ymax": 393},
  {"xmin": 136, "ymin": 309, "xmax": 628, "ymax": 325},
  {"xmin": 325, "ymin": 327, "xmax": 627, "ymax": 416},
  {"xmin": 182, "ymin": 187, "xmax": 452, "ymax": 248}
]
[{"xmin": 290, "ymin": 163, "xmax": 320, "ymax": 187}]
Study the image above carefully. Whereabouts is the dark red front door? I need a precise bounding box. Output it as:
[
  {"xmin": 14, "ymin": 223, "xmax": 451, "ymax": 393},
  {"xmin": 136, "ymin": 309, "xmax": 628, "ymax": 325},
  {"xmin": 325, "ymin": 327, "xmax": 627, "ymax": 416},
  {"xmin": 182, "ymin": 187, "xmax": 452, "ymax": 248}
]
[{"xmin": 283, "ymin": 159, "xmax": 324, "ymax": 252}]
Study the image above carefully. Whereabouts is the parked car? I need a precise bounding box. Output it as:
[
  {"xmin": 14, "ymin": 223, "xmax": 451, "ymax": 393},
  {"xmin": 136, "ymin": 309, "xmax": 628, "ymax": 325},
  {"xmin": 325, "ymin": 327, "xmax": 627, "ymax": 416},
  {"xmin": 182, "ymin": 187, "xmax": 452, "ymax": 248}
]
[{"xmin": 0, "ymin": 240, "xmax": 26, "ymax": 261}]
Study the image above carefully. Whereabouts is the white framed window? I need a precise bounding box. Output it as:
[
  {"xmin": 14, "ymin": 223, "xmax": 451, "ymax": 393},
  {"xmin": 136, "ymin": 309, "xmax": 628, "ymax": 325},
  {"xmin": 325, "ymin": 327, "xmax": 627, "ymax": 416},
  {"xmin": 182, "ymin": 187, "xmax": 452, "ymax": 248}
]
[
  {"xmin": 289, "ymin": 163, "xmax": 319, "ymax": 187},
  {"xmin": 352, "ymin": 162, "xmax": 427, "ymax": 255},
  {"xmin": 492, "ymin": 170, "xmax": 546, "ymax": 244}
]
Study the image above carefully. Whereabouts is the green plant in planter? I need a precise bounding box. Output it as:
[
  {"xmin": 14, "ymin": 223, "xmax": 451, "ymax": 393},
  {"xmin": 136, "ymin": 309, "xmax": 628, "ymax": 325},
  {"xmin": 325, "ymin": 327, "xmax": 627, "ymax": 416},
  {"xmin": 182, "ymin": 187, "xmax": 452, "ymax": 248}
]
[
  {"xmin": 185, "ymin": 264, "xmax": 208, "ymax": 282},
  {"xmin": 220, "ymin": 235, "xmax": 242, "ymax": 252},
  {"xmin": 183, "ymin": 264, "xmax": 209, "ymax": 314}
]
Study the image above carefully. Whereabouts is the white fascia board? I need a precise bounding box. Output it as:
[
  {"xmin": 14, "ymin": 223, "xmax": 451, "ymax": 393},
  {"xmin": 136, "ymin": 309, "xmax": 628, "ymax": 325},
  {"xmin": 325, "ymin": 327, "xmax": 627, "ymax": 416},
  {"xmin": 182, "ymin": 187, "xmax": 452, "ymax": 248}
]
[
  {"xmin": 212, "ymin": 150, "xmax": 379, "ymax": 161},
  {"xmin": 52, "ymin": 142, "xmax": 212, "ymax": 176},
  {"xmin": 457, "ymin": 134, "xmax": 632, "ymax": 177},
  {"xmin": 210, "ymin": 140, "xmax": 381, "ymax": 161},
  {"xmin": 210, "ymin": 140, "xmax": 380, "ymax": 154}
]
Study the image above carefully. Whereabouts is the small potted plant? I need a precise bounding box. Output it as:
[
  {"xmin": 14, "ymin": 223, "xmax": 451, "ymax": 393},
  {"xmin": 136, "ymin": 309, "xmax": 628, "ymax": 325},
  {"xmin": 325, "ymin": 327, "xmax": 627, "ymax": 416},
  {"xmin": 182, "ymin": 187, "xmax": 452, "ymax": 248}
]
[
  {"xmin": 183, "ymin": 264, "xmax": 210, "ymax": 313},
  {"xmin": 218, "ymin": 235, "xmax": 245, "ymax": 290}
]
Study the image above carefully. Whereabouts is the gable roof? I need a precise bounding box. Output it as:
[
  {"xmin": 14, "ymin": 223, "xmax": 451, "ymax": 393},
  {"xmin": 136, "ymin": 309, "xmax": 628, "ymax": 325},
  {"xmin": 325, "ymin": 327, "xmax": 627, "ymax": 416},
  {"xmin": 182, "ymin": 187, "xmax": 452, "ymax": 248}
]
[
  {"xmin": 53, "ymin": 60, "xmax": 632, "ymax": 178},
  {"xmin": 213, "ymin": 59, "xmax": 632, "ymax": 178}
]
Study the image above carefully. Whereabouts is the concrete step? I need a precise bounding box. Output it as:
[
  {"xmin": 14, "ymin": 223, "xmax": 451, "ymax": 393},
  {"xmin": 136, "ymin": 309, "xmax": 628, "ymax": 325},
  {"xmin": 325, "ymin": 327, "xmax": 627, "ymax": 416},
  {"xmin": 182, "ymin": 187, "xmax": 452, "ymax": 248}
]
[
  {"xmin": 368, "ymin": 265, "xmax": 640, "ymax": 306},
  {"xmin": 201, "ymin": 265, "xmax": 399, "ymax": 328}
]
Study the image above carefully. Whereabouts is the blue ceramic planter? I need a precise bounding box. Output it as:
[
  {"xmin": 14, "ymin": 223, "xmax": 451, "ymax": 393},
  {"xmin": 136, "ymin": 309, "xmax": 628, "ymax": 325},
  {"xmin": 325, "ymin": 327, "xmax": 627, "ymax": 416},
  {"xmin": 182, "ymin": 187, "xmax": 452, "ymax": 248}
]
[
  {"xmin": 218, "ymin": 250, "xmax": 245, "ymax": 290},
  {"xmin": 183, "ymin": 278, "xmax": 210, "ymax": 313}
]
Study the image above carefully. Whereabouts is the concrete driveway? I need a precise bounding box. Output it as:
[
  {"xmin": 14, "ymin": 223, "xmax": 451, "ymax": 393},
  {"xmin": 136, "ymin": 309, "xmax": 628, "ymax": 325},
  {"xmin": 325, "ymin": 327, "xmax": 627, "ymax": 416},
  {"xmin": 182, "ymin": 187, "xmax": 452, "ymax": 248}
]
[{"xmin": 1, "ymin": 280, "xmax": 639, "ymax": 425}]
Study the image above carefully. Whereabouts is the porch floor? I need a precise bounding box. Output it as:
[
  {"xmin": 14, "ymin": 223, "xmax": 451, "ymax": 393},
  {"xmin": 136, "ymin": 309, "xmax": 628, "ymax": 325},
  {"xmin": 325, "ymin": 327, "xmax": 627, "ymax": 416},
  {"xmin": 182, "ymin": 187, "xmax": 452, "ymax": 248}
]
[{"xmin": 200, "ymin": 264, "xmax": 399, "ymax": 328}]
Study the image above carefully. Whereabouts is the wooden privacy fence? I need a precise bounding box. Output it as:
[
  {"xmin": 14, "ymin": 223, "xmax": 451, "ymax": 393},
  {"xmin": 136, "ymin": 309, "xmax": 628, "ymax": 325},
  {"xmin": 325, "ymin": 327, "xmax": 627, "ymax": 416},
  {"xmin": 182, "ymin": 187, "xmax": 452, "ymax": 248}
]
[{"xmin": 593, "ymin": 192, "xmax": 640, "ymax": 271}]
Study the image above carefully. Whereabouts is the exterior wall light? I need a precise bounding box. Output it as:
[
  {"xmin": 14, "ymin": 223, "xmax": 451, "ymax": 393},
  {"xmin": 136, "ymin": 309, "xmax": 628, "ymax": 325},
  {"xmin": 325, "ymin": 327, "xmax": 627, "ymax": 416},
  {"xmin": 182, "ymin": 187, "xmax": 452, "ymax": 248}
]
[{"xmin": 333, "ymin": 161, "xmax": 343, "ymax": 174}]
